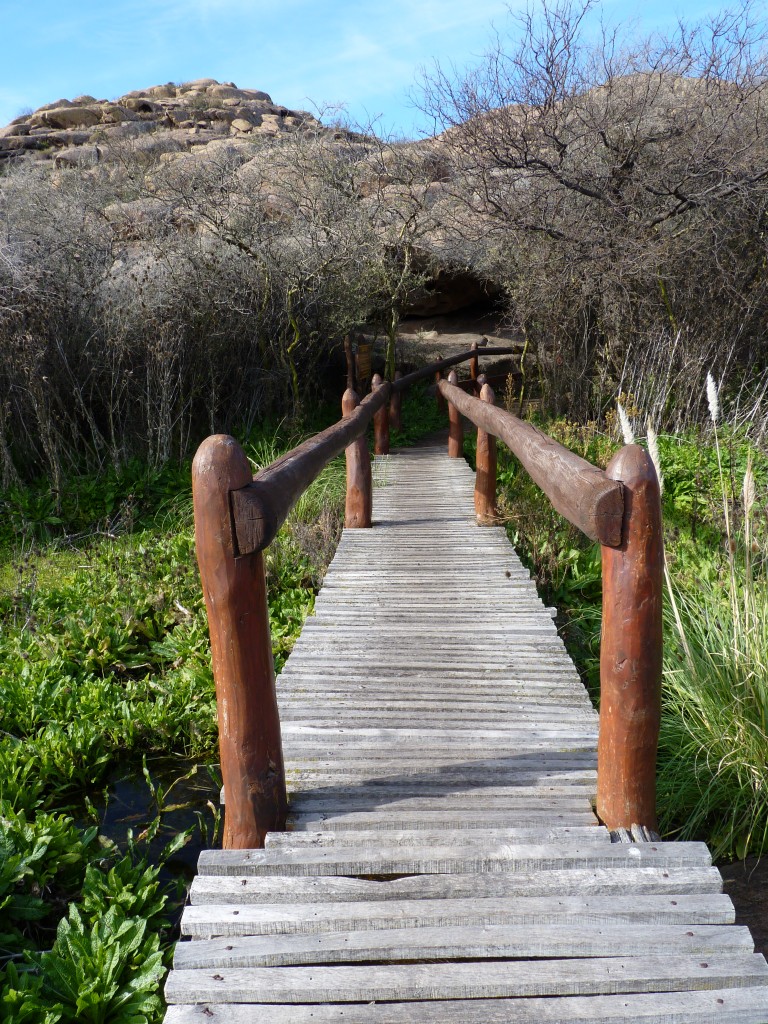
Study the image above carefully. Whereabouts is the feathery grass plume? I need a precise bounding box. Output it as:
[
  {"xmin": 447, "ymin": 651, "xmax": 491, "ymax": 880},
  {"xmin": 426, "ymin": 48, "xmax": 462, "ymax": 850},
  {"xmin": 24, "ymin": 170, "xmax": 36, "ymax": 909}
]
[
  {"xmin": 705, "ymin": 371, "xmax": 739, "ymax": 637},
  {"xmin": 706, "ymin": 372, "xmax": 720, "ymax": 424},
  {"xmin": 743, "ymin": 458, "xmax": 756, "ymax": 514},
  {"xmin": 744, "ymin": 455, "xmax": 756, "ymax": 637},
  {"xmin": 647, "ymin": 419, "xmax": 690, "ymax": 661},
  {"xmin": 646, "ymin": 421, "xmax": 664, "ymax": 495},
  {"xmin": 617, "ymin": 401, "xmax": 635, "ymax": 446}
]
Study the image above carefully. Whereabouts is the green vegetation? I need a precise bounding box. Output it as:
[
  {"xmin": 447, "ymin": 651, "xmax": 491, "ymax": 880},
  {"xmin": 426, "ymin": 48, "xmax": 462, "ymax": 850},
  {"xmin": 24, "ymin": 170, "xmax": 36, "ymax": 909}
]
[
  {"xmin": 482, "ymin": 396, "xmax": 768, "ymax": 861},
  {"xmin": 0, "ymin": 421, "xmax": 346, "ymax": 1021},
  {"xmin": 0, "ymin": 384, "xmax": 441, "ymax": 1021}
]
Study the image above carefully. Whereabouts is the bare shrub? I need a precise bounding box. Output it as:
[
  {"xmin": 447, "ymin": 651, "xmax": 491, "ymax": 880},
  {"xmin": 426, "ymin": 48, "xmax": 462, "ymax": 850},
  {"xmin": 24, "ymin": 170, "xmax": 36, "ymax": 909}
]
[
  {"xmin": 0, "ymin": 120, "xmax": 435, "ymax": 481},
  {"xmin": 419, "ymin": 0, "xmax": 768, "ymax": 423}
]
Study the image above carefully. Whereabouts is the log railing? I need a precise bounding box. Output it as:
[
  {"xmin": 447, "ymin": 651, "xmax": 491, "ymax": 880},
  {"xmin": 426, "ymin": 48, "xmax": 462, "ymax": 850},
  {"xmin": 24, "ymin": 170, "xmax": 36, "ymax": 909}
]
[
  {"xmin": 437, "ymin": 377, "xmax": 663, "ymax": 834},
  {"xmin": 192, "ymin": 346, "xmax": 662, "ymax": 849}
]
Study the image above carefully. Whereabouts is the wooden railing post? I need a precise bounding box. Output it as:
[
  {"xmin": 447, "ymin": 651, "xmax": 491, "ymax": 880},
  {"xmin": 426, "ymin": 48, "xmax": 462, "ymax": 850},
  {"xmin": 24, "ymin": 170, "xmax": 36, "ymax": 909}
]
[
  {"xmin": 475, "ymin": 382, "xmax": 497, "ymax": 524},
  {"xmin": 342, "ymin": 388, "xmax": 372, "ymax": 528},
  {"xmin": 372, "ymin": 373, "xmax": 390, "ymax": 455},
  {"xmin": 470, "ymin": 341, "xmax": 479, "ymax": 382},
  {"xmin": 447, "ymin": 369, "xmax": 463, "ymax": 458},
  {"xmin": 192, "ymin": 435, "xmax": 287, "ymax": 849},
  {"xmin": 389, "ymin": 370, "xmax": 402, "ymax": 432},
  {"xmin": 597, "ymin": 445, "xmax": 663, "ymax": 831}
]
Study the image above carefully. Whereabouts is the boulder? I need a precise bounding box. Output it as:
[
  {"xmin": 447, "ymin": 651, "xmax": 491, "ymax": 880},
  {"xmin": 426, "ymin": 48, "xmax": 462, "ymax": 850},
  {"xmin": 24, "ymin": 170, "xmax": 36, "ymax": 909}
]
[
  {"xmin": 72, "ymin": 95, "xmax": 98, "ymax": 104},
  {"xmin": 0, "ymin": 123, "xmax": 30, "ymax": 138},
  {"xmin": 145, "ymin": 84, "xmax": 178, "ymax": 98},
  {"xmin": 0, "ymin": 136, "xmax": 42, "ymax": 151},
  {"xmin": 121, "ymin": 97, "xmax": 162, "ymax": 113},
  {"xmin": 204, "ymin": 107, "xmax": 237, "ymax": 122},
  {"xmin": 241, "ymin": 89, "xmax": 272, "ymax": 103},
  {"xmin": 54, "ymin": 145, "xmax": 101, "ymax": 168},
  {"xmin": 258, "ymin": 113, "xmax": 284, "ymax": 134},
  {"xmin": 34, "ymin": 98, "xmax": 74, "ymax": 112},
  {"xmin": 208, "ymin": 85, "xmax": 249, "ymax": 100},
  {"xmin": 98, "ymin": 104, "xmax": 138, "ymax": 124},
  {"xmin": 231, "ymin": 117, "xmax": 255, "ymax": 133},
  {"xmin": 185, "ymin": 78, "xmax": 220, "ymax": 88},
  {"xmin": 47, "ymin": 131, "xmax": 93, "ymax": 146},
  {"xmin": 32, "ymin": 107, "xmax": 102, "ymax": 129}
]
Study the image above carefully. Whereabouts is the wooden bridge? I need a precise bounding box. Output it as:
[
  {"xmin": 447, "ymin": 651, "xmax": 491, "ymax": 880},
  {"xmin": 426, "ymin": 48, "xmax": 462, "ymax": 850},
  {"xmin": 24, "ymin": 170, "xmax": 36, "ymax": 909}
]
[{"xmin": 164, "ymin": 350, "xmax": 768, "ymax": 1022}]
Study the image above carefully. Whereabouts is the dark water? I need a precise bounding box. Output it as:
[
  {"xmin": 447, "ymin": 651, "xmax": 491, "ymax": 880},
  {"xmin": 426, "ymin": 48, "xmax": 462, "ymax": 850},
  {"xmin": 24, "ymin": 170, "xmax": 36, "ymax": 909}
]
[{"xmin": 85, "ymin": 757, "xmax": 222, "ymax": 887}]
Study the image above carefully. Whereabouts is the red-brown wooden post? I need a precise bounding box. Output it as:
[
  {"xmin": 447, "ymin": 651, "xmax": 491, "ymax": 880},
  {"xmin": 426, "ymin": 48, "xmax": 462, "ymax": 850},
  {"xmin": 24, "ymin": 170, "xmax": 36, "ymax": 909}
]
[
  {"xmin": 475, "ymin": 382, "xmax": 497, "ymax": 524},
  {"xmin": 342, "ymin": 388, "xmax": 372, "ymax": 528},
  {"xmin": 372, "ymin": 373, "xmax": 390, "ymax": 455},
  {"xmin": 192, "ymin": 435, "xmax": 287, "ymax": 849},
  {"xmin": 389, "ymin": 370, "xmax": 402, "ymax": 432},
  {"xmin": 597, "ymin": 445, "xmax": 663, "ymax": 831},
  {"xmin": 447, "ymin": 369, "xmax": 463, "ymax": 458},
  {"xmin": 470, "ymin": 340, "xmax": 479, "ymax": 382}
]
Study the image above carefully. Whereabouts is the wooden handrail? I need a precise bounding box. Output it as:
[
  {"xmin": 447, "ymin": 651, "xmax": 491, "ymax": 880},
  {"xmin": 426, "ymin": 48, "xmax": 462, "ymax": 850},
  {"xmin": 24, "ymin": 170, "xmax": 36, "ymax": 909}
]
[
  {"xmin": 193, "ymin": 346, "xmax": 511, "ymax": 848},
  {"xmin": 393, "ymin": 346, "xmax": 519, "ymax": 394},
  {"xmin": 438, "ymin": 378, "xmax": 623, "ymax": 547},
  {"xmin": 438, "ymin": 376, "xmax": 663, "ymax": 834},
  {"xmin": 231, "ymin": 382, "xmax": 391, "ymax": 557},
  {"xmin": 229, "ymin": 346, "xmax": 519, "ymax": 557},
  {"xmin": 194, "ymin": 339, "xmax": 662, "ymax": 847}
]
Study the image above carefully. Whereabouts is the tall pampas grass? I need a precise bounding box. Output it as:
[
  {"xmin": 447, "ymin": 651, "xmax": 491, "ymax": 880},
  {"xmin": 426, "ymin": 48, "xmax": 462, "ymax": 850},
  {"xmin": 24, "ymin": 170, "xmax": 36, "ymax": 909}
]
[
  {"xmin": 617, "ymin": 401, "xmax": 635, "ymax": 446},
  {"xmin": 647, "ymin": 419, "xmax": 691, "ymax": 662},
  {"xmin": 654, "ymin": 380, "xmax": 768, "ymax": 857},
  {"xmin": 706, "ymin": 372, "xmax": 740, "ymax": 636}
]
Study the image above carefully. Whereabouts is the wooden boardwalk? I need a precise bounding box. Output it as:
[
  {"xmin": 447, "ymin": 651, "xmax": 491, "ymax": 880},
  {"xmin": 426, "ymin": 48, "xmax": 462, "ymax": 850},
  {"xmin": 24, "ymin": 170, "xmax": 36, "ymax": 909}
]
[{"xmin": 166, "ymin": 446, "xmax": 768, "ymax": 1022}]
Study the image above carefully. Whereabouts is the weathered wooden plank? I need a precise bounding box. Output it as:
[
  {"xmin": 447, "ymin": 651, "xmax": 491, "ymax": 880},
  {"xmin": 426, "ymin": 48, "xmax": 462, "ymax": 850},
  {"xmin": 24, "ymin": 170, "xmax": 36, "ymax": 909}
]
[
  {"xmin": 180, "ymin": 893, "xmax": 735, "ymax": 938},
  {"xmin": 283, "ymin": 769, "xmax": 598, "ymax": 786},
  {"xmin": 285, "ymin": 812, "xmax": 599, "ymax": 831},
  {"xmin": 197, "ymin": 842, "xmax": 711, "ymax": 876},
  {"xmin": 166, "ymin": 953, "xmax": 767, "ymax": 1001},
  {"xmin": 162, "ymin": 986, "xmax": 768, "ymax": 1023},
  {"xmin": 264, "ymin": 826, "xmax": 608, "ymax": 848},
  {"xmin": 286, "ymin": 794, "xmax": 594, "ymax": 811},
  {"xmin": 173, "ymin": 445, "xmax": 768, "ymax": 1020},
  {"xmin": 188, "ymin": 865, "xmax": 724, "ymax": 906},
  {"xmin": 172, "ymin": 924, "xmax": 756, "ymax": 970}
]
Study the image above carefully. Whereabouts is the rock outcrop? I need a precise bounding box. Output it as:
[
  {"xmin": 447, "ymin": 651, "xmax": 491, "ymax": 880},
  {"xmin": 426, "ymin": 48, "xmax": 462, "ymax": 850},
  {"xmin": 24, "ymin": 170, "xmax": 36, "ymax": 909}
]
[
  {"xmin": 0, "ymin": 79, "xmax": 319, "ymax": 165},
  {"xmin": 0, "ymin": 78, "xmax": 501, "ymax": 320}
]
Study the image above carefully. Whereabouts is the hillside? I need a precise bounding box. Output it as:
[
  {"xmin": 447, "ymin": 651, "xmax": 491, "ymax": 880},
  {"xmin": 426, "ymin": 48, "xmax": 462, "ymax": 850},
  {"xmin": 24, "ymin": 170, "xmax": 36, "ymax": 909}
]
[{"xmin": 0, "ymin": 78, "xmax": 321, "ymax": 166}]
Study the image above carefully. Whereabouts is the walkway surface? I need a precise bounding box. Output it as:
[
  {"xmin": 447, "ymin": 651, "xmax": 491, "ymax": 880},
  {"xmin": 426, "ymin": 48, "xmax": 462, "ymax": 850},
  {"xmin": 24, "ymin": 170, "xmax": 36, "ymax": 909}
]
[{"xmin": 165, "ymin": 447, "xmax": 768, "ymax": 1022}]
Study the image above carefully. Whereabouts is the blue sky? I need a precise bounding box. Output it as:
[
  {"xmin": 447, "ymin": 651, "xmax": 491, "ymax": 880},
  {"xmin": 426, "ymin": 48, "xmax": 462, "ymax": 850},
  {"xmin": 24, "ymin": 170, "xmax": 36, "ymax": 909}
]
[{"xmin": 1, "ymin": 0, "xmax": 724, "ymax": 137}]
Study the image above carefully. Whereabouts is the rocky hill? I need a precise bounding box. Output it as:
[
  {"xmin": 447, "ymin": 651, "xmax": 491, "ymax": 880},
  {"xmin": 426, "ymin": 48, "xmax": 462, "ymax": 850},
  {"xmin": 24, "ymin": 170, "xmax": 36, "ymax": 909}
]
[{"xmin": 0, "ymin": 78, "xmax": 321, "ymax": 166}]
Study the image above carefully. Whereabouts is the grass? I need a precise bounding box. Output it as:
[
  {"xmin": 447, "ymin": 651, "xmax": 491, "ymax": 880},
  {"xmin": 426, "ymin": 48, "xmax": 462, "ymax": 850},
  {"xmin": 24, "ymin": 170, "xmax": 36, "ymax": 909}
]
[
  {"xmin": 0, "ymin": 423, "xmax": 345, "ymax": 1021},
  {"xmin": 490, "ymin": 399, "xmax": 768, "ymax": 861},
  {"xmin": 658, "ymin": 572, "xmax": 768, "ymax": 859},
  {"xmin": 0, "ymin": 384, "xmax": 441, "ymax": 1021}
]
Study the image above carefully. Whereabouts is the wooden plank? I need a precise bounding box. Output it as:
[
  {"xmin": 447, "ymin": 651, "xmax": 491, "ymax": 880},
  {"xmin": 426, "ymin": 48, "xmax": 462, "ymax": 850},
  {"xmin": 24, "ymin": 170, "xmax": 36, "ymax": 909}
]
[
  {"xmin": 285, "ymin": 812, "xmax": 600, "ymax": 831},
  {"xmin": 180, "ymin": 893, "xmax": 736, "ymax": 938},
  {"xmin": 264, "ymin": 826, "xmax": 609, "ymax": 848},
  {"xmin": 162, "ymin": 986, "xmax": 768, "ymax": 1023},
  {"xmin": 197, "ymin": 842, "xmax": 712, "ymax": 876},
  {"xmin": 189, "ymin": 865, "xmax": 724, "ymax": 905},
  {"xmin": 286, "ymin": 794, "xmax": 594, "ymax": 811},
  {"xmin": 166, "ymin": 953, "xmax": 767, "ymax": 1000},
  {"xmin": 172, "ymin": 446, "xmax": 768, "ymax": 1021}
]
